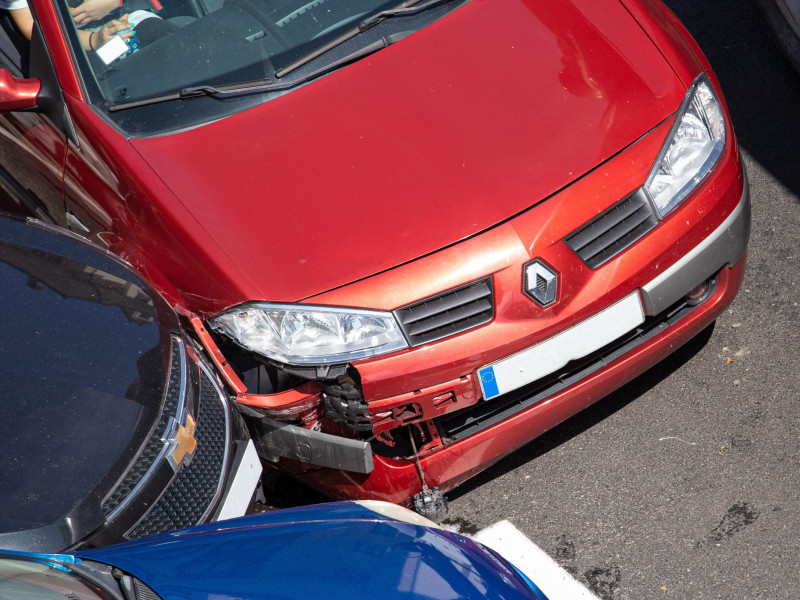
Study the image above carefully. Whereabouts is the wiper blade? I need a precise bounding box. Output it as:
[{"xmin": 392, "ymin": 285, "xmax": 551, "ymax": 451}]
[
  {"xmin": 108, "ymin": 33, "xmax": 410, "ymax": 112},
  {"xmin": 107, "ymin": 80, "xmax": 273, "ymax": 111},
  {"xmin": 359, "ymin": 0, "xmax": 454, "ymax": 30},
  {"xmin": 275, "ymin": 0, "xmax": 454, "ymax": 79}
]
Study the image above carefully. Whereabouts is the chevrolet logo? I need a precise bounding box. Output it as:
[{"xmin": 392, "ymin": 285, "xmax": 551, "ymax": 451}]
[{"xmin": 163, "ymin": 412, "xmax": 197, "ymax": 472}]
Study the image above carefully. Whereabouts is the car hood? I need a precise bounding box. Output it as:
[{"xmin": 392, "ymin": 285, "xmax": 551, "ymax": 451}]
[
  {"xmin": 0, "ymin": 217, "xmax": 172, "ymax": 551},
  {"xmin": 131, "ymin": 0, "xmax": 684, "ymax": 305},
  {"xmin": 78, "ymin": 502, "xmax": 541, "ymax": 600}
]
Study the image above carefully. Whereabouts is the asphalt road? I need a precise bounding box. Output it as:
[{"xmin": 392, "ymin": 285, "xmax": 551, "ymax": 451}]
[{"xmin": 266, "ymin": 2, "xmax": 800, "ymax": 598}]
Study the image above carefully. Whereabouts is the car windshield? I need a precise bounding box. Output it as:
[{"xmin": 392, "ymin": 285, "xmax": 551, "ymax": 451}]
[
  {"xmin": 56, "ymin": 0, "xmax": 464, "ymax": 131},
  {"xmin": 0, "ymin": 558, "xmax": 114, "ymax": 600}
]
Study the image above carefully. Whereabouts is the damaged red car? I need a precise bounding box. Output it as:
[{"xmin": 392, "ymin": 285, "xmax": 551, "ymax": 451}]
[{"xmin": 0, "ymin": 0, "xmax": 748, "ymax": 517}]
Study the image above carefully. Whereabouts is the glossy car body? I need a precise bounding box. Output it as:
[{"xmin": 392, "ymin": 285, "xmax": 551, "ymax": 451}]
[
  {"xmin": 0, "ymin": 215, "xmax": 261, "ymax": 552},
  {"xmin": 0, "ymin": 0, "xmax": 748, "ymax": 507},
  {"xmin": 0, "ymin": 502, "xmax": 549, "ymax": 600}
]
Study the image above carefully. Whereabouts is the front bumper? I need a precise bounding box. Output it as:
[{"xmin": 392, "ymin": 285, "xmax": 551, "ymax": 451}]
[{"xmin": 641, "ymin": 174, "xmax": 750, "ymax": 315}]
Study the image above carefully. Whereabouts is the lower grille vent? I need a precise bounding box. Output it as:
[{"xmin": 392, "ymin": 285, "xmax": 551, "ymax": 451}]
[
  {"xmin": 566, "ymin": 188, "xmax": 658, "ymax": 268},
  {"xmin": 394, "ymin": 277, "xmax": 493, "ymax": 347}
]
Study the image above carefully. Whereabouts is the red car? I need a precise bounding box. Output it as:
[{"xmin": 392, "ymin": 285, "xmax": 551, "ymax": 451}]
[{"xmin": 0, "ymin": 0, "xmax": 748, "ymax": 516}]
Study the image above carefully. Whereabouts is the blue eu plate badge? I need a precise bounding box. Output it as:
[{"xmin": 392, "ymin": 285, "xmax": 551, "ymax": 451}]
[{"xmin": 479, "ymin": 366, "xmax": 499, "ymax": 400}]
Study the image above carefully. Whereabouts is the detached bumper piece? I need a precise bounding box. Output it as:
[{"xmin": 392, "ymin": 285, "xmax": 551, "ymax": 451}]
[{"xmin": 251, "ymin": 415, "xmax": 374, "ymax": 474}]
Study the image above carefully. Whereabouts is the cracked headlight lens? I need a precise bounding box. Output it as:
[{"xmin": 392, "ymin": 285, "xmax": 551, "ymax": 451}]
[
  {"xmin": 208, "ymin": 303, "xmax": 408, "ymax": 365},
  {"xmin": 645, "ymin": 73, "xmax": 726, "ymax": 218}
]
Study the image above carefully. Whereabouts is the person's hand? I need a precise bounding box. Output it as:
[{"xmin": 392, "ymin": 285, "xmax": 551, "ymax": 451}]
[
  {"xmin": 71, "ymin": 0, "xmax": 120, "ymax": 25},
  {"xmin": 92, "ymin": 14, "xmax": 133, "ymax": 48}
]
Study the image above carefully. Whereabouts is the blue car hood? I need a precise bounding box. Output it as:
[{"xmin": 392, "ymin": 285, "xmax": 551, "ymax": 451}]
[{"xmin": 77, "ymin": 502, "xmax": 543, "ymax": 600}]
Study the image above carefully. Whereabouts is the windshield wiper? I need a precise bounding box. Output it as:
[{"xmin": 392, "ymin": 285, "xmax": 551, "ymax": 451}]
[
  {"xmin": 275, "ymin": 0, "xmax": 456, "ymax": 79},
  {"xmin": 108, "ymin": 79, "xmax": 278, "ymax": 111},
  {"xmin": 107, "ymin": 32, "xmax": 411, "ymax": 112}
]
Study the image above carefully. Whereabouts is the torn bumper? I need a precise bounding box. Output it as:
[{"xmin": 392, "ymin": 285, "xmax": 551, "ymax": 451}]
[
  {"xmin": 215, "ymin": 126, "xmax": 749, "ymax": 504},
  {"xmin": 250, "ymin": 415, "xmax": 374, "ymax": 475},
  {"xmin": 286, "ymin": 164, "xmax": 750, "ymax": 503}
]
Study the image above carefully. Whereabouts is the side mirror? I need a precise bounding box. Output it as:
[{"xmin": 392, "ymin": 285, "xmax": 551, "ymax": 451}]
[{"xmin": 0, "ymin": 68, "xmax": 40, "ymax": 111}]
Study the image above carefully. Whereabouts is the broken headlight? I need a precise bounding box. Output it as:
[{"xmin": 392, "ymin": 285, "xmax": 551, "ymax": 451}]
[
  {"xmin": 208, "ymin": 303, "xmax": 408, "ymax": 366},
  {"xmin": 644, "ymin": 72, "xmax": 726, "ymax": 218}
]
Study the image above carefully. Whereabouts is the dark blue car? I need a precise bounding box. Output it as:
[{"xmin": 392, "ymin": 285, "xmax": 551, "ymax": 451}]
[
  {"xmin": 0, "ymin": 214, "xmax": 262, "ymax": 552},
  {"xmin": 0, "ymin": 501, "xmax": 549, "ymax": 600}
]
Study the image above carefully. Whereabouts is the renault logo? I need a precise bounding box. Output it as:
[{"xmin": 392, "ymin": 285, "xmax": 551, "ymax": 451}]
[
  {"xmin": 163, "ymin": 412, "xmax": 197, "ymax": 472},
  {"xmin": 524, "ymin": 260, "xmax": 557, "ymax": 306}
]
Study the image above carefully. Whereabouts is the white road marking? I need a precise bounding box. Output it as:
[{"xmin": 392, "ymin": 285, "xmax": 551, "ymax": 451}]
[{"xmin": 473, "ymin": 520, "xmax": 600, "ymax": 600}]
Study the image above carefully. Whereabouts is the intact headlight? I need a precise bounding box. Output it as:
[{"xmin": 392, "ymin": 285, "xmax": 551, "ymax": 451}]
[
  {"xmin": 644, "ymin": 73, "xmax": 726, "ymax": 218},
  {"xmin": 208, "ymin": 303, "xmax": 408, "ymax": 365}
]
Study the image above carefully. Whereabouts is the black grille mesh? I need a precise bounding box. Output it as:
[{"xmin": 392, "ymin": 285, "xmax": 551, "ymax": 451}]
[
  {"xmin": 126, "ymin": 368, "xmax": 227, "ymax": 539},
  {"xmin": 134, "ymin": 579, "xmax": 162, "ymax": 600},
  {"xmin": 565, "ymin": 189, "xmax": 658, "ymax": 268},
  {"xmin": 394, "ymin": 277, "xmax": 493, "ymax": 347},
  {"xmin": 103, "ymin": 342, "xmax": 182, "ymax": 516}
]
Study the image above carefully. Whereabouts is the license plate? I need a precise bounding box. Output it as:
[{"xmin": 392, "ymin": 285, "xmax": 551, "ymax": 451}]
[{"xmin": 478, "ymin": 292, "xmax": 645, "ymax": 400}]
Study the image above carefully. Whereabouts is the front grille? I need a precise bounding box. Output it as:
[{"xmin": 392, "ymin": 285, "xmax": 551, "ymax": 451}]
[
  {"xmin": 102, "ymin": 341, "xmax": 184, "ymax": 517},
  {"xmin": 126, "ymin": 365, "xmax": 228, "ymax": 539},
  {"xmin": 565, "ymin": 189, "xmax": 658, "ymax": 269},
  {"xmin": 394, "ymin": 277, "xmax": 494, "ymax": 347},
  {"xmin": 437, "ymin": 280, "xmax": 715, "ymax": 441}
]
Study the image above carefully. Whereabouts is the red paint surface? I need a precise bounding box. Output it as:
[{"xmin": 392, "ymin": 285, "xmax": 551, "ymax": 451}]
[
  {"xmin": 0, "ymin": 71, "xmax": 40, "ymax": 111},
  {"xmin": 129, "ymin": 0, "xmax": 684, "ymax": 306}
]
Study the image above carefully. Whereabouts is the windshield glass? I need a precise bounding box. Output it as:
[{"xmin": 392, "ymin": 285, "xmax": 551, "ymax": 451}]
[
  {"xmin": 53, "ymin": 0, "xmax": 465, "ymax": 133},
  {"xmin": 65, "ymin": 1, "xmax": 401, "ymax": 106},
  {"xmin": 0, "ymin": 558, "xmax": 114, "ymax": 600}
]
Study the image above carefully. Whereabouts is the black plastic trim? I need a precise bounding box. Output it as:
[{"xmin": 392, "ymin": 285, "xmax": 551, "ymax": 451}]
[
  {"xmin": 394, "ymin": 277, "xmax": 494, "ymax": 347},
  {"xmin": 565, "ymin": 188, "xmax": 658, "ymax": 269}
]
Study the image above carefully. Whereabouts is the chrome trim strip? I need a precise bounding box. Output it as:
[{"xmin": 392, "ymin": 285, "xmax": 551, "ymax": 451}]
[
  {"xmin": 105, "ymin": 336, "xmax": 188, "ymax": 523},
  {"xmin": 640, "ymin": 168, "xmax": 750, "ymax": 316}
]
